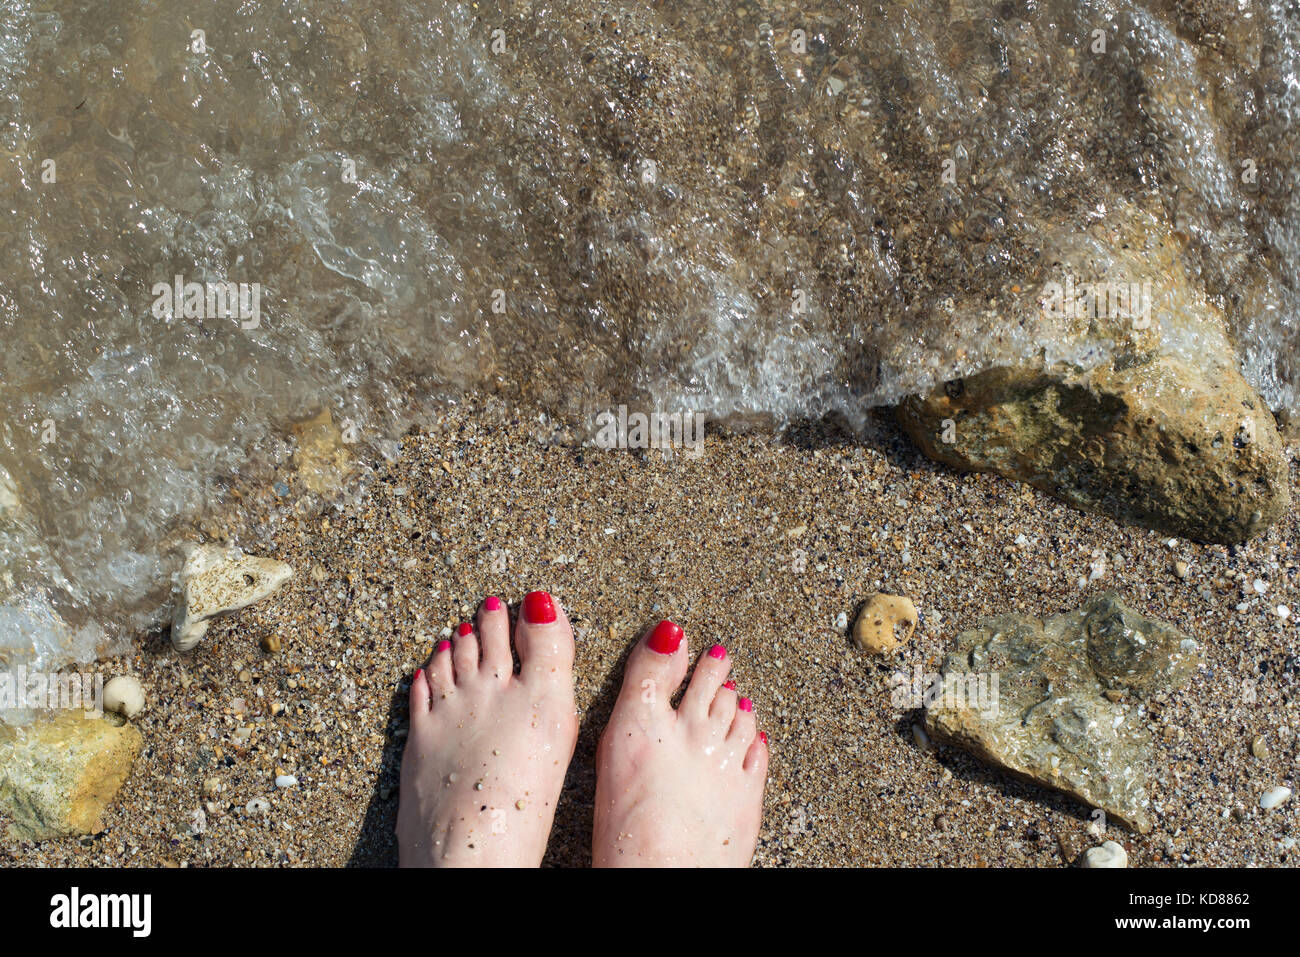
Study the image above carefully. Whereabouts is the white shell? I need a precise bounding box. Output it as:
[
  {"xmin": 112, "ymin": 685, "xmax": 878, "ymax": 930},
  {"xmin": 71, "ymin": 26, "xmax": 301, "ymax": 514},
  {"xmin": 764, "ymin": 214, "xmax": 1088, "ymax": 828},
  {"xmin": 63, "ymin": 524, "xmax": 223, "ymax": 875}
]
[
  {"xmin": 1260, "ymin": 786, "xmax": 1292, "ymax": 810},
  {"xmin": 102, "ymin": 675, "xmax": 146, "ymax": 718},
  {"xmin": 1080, "ymin": 840, "xmax": 1128, "ymax": 868},
  {"xmin": 275, "ymin": 774, "xmax": 298, "ymax": 789}
]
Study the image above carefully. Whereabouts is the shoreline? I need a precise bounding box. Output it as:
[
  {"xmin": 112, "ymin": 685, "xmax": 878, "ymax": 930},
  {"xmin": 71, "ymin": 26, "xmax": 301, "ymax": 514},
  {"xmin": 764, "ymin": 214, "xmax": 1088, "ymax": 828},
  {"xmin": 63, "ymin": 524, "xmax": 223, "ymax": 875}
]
[{"xmin": 3, "ymin": 395, "xmax": 1297, "ymax": 867}]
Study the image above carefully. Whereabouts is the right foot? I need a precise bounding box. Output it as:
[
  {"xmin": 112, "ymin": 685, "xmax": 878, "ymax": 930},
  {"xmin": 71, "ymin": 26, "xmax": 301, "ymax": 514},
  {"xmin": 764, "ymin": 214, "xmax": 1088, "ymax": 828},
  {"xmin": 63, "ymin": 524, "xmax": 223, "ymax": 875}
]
[
  {"xmin": 397, "ymin": 591, "xmax": 579, "ymax": 867},
  {"xmin": 593, "ymin": 620, "xmax": 768, "ymax": 866}
]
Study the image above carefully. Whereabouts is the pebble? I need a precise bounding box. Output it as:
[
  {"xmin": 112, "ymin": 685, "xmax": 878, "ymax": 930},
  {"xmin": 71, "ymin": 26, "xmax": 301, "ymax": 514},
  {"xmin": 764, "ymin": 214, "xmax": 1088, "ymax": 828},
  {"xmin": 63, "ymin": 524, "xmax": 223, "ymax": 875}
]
[
  {"xmin": 261, "ymin": 633, "xmax": 281, "ymax": 653},
  {"xmin": 1260, "ymin": 786, "xmax": 1292, "ymax": 810},
  {"xmin": 1080, "ymin": 840, "xmax": 1128, "ymax": 868},
  {"xmin": 1173, "ymin": 560, "xmax": 1190, "ymax": 579},
  {"xmin": 102, "ymin": 675, "xmax": 146, "ymax": 719},
  {"xmin": 245, "ymin": 798, "xmax": 271, "ymax": 816},
  {"xmin": 1251, "ymin": 735, "xmax": 1269, "ymax": 760},
  {"xmin": 275, "ymin": 774, "xmax": 298, "ymax": 789},
  {"xmin": 852, "ymin": 593, "xmax": 918, "ymax": 655},
  {"xmin": 1278, "ymin": 605, "xmax": 1292, "ymax": 621}
]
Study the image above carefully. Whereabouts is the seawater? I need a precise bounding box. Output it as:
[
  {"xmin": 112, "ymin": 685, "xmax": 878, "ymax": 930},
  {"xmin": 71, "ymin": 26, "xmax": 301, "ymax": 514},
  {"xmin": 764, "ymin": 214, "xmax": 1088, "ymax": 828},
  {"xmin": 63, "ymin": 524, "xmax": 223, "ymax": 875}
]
[{"xmin": 1, "ymin": 0, "xmax": 1297, "ymax": 678}]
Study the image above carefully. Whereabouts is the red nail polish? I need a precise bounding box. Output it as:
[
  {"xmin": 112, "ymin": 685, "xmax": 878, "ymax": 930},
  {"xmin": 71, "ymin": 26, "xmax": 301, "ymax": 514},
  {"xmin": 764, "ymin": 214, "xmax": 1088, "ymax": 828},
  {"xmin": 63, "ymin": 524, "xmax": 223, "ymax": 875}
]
[
  {"xmin": 413, "ymin": 667, "xmax": 425, "ymax": 682},
  {"xmin": 484, "ymin": 596, "xmax": 502, "ymax": 612},
  {"xmin": 646, "ymin": 620, "xmax": 683, "ymax": 655},
  {"xmin": 723, "ymin": 680, "xmax": 736, "ymax": 690},
  {"xmin": 738, "ymin": 697, "xmax": 753, "ymax": 712},
  {"xmin": 759, "ymin": 731, "xmax": 768, "ymax": 744},
  {"xmin": 435, "ymin": 640, "xmax": 451, "ymax": 653},
  {"xmin": 456, "ymin": 622, "xmax": 473, "ymax": 637},
  {"xmin": 708, "ymin": 644, "xmax": 726, "ymax": 660},
  {"xmin": 523, "ymin": 590, "xmax": 557, "ymax": 624}
]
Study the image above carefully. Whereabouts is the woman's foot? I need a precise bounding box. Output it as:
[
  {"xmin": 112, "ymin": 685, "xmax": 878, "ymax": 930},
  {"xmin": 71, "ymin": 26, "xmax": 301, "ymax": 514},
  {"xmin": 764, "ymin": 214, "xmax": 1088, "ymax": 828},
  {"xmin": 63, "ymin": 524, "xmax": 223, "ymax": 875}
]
[
  {"xmin": 397, "ymin": 591, "xmax": 579, "ymax": 867},
  {"xmin": 593, "ymin": 620, "xmax": 768, "ymax": 866}
]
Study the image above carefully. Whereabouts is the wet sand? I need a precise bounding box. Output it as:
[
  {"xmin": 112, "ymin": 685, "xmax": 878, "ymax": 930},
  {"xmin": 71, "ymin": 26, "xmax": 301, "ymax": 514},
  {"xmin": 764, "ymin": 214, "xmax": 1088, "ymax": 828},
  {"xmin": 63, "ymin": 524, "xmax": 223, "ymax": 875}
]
[{"xmin": 3, "ymin": 395, "xmax": 1297, "ymax": 867}]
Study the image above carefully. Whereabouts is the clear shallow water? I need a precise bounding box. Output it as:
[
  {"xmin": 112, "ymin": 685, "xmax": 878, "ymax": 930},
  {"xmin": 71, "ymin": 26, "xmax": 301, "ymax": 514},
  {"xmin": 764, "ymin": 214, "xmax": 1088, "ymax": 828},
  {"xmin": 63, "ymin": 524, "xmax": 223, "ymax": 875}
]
[{"xmin": 1, "ymin": 0, "xmax": 1298, "ymax": 675}]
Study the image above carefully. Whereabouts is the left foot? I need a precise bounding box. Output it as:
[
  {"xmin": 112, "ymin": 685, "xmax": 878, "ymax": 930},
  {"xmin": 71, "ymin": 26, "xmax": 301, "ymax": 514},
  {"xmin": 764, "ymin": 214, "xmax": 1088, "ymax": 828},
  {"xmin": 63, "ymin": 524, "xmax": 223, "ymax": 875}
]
[{"xmin": 397, "ymin": 591, "xmax": 579, "ymax": 867}]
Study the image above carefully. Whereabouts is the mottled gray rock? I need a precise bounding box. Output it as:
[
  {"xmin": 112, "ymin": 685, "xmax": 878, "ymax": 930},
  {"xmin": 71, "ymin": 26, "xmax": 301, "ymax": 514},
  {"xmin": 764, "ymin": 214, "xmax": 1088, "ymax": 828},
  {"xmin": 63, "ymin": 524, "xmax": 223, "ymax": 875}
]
[{"xmin": 925, "ymin": 593, "xmax": 1200, "ymax": 834}]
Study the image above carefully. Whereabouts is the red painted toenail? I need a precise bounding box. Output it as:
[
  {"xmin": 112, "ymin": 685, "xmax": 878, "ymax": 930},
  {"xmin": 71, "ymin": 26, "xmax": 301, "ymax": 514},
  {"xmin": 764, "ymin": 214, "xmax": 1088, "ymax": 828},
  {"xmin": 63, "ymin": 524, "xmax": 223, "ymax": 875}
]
[
  {"xmin": 457, "ymin": 622, "xmax": 473, "ymax": 637},
  {"xmin": 435, "ymin": 640, "xmax": 451, "ymax": 653},
  {"xmin": 738, "ymin": 697, "xmax": 754, "ymax": 712},
  {"xmin": 523, "ymin": 590, "xmax": 557, "ymax": 624},
  {"xmin": 646, "ymin": 620, "xmax": 683, "ymax": 655},
  {"xmin": 723, "ymin": 680, "xmax": 736, "ymax": 690},
  {"xmin": 759, "ymin": 731, "xmax": 768, "ymax": 744},
  {"xmin": 484, "ymin": 596, "xmax": 502, "ymax": 612},
  {"xmin": 708, "ymin": 644, "xmax": 726, "ymax": 660}
]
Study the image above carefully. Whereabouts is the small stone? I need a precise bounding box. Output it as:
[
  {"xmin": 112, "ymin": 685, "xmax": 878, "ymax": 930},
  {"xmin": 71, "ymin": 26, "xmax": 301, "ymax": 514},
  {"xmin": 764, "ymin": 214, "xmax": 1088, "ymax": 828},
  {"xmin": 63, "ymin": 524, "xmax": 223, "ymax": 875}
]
[
  {"xmin": 1080, "ymin": 840, "xmax": 1128, "ymax": 868},
  {"xmin": 1251, "ymin": 735, "xmax": 1269, "ymax": 760},
  {"xmin": 245, "ymin": 798, "xmax": 271, "ymax": 816},
  {"xmin": 202, "ymin": 776, "xmax": 221, "ymax": 797},
  {"xmin": 102, "ymin": 675, "xmax": 146, "ymax": 719},
  {"xmin": 911, "ymin": 723, "xmax": 931, "ymax": 751},
  {"xmin": 275, "ymin": 774, "xmax": 298, "ymax": 789},
  {"xmin": 515, "ymin": 799, "xmax": 526, "ymax": 810},
  {"xmin": 1260, "ymin": 786, "xmax": 1292, "ymax": 810},
  {"xmin": 852, "ymin": 593, "xmax": 918, "ymax": 655},
  {"xmin": 1057, "ymin": 831, "xmax": 1087, "ymax": 864},
  {"xmin": 261, "ymin": 633, "xmax": 281, "ymax": 653},
  {"xmin": 1173, "ymin": 560, "xmax": 1190, "ymax": 579},
  {"xmin": 1278, "ymin": 605, "xmax": 1292, "ymax": 621},
  {"xmin": 238, "ymin": 670, "xmax": 252, "ymax": 684}
]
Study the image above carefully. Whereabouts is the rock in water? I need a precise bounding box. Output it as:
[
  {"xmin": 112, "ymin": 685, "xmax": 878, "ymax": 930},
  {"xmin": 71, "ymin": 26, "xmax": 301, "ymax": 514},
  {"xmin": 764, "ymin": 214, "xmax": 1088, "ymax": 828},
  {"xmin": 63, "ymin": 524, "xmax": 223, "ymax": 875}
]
[
  {"xmin": 924, "ymin": 593, "xmax": 1200, "ymax": 834},
  {"xmin": 171, "ymin": 545, "xmax": 294, "ymax": 651},
  {"xmin": 0, "ymin": 712, "xmax": 143, "ymax": 840},
  {"xmin": 899, "ymin": 352, "xmax": 1289, "ymax": 544}
]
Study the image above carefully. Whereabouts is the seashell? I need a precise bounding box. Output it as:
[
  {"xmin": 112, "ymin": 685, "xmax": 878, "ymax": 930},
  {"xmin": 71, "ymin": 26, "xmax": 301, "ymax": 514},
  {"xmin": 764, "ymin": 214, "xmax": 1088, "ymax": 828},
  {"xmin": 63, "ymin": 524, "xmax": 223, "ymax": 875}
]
[
  {"xmin": 1260, "ymin": 786, "xmax": 1292, "ymax": 810},
  {"xmin": 1080, "ymin": 840, "xmax": 1128, "ymax": 868},
  {"xmin": 852, "ymin": 593, "xmax": 918, "ymax": 655},
  {"xmin": 102, "ymin": 675, "xmax": 145, "ymax": 718}
]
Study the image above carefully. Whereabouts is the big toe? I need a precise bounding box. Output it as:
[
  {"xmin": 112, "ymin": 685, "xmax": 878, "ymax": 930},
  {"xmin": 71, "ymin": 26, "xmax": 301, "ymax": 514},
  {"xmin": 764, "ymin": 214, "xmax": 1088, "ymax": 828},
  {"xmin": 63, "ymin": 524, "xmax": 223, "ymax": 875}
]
[
  {"xmin": 513, "ymin": 590, "xmax": 576, "ymax": 686},
  {"xmin": 611, "ymin": 619, "xmax": 690, "ymax": 719}
]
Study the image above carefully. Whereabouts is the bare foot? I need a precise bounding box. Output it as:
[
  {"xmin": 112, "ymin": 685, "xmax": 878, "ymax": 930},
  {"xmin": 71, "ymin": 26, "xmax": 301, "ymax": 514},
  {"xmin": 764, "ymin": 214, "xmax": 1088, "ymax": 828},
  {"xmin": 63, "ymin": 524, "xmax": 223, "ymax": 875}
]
[
  {"xmin": 594, "ymin": 620, "xmax": 768, "ymax": 866},
  {"xmin": 398, "ymin": 591, "xmax": 578, "ymax": 867}
]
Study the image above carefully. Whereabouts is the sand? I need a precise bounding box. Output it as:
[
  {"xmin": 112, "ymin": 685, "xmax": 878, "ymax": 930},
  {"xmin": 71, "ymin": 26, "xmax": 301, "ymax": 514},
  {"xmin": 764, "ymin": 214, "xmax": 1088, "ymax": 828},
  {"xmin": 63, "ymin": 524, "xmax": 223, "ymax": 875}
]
[{"xmin": 3, "ymin": 395, "xmax": 1297, "ymax": 867}]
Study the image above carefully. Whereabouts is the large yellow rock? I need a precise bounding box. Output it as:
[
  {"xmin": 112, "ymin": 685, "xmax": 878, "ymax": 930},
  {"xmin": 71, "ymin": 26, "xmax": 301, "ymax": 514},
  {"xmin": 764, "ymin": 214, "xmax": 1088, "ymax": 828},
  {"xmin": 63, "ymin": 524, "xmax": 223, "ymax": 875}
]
[{"xmin": 0, "ymin": 712, "xmax": 143, "ymax": 841}]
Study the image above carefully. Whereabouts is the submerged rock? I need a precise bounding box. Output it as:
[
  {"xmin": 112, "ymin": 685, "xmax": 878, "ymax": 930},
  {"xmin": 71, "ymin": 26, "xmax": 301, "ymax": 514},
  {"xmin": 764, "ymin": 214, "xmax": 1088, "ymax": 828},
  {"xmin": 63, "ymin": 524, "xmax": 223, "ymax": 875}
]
[
  {"xmin": 0, "ymin": 712, "xmax": 143, "ymax": 840},
  {"xmin": 899, "ymin": 352, "xmax": 1290, "ymax": 544},
  {"xmin": 171, "ymin": 545, "xmax": 294, "ymax": 652},
  {"xmin": 924, "ymin": 593, "xmax": 1200, "ymax": 834}
]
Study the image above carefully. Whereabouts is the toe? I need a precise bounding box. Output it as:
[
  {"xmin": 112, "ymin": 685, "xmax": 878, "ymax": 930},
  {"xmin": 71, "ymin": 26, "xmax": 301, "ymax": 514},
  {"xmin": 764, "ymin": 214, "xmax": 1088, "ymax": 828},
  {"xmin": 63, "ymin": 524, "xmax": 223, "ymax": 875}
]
[
  {"xmin": 729, "ymin": 696, "xmax": 758, "ymax": 749},
  {"xmin": 426, "ymin": 639, "xmax": 454, "ymax": 694},
  {"xmin": 476, "ymin": 596, "xmax": 512, "ymax": 678},
  {"xmin": 744, "ymin": 730, "xmax": 769, "ymax": 776},
  {"xmin": 613, "ymin": 619, "xmax": 690, "ymax": 717},
  {"xmin": 709, "ymin": 679, "xmax": 738, "ymax": 728},
  {"xmin": 409, "ymin": 664, "xmax": 431, "ymax": 717},
  {"xmin": 451, "ymin": 621, "xmax": 478, "ymax": 676},
  {"xmin": 513, "ymin": 590, "xmax": 576, "ymax": 685},
  {"xmin": 681, "ymin": 643, "xmax": 731, "ymax": 718}
]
